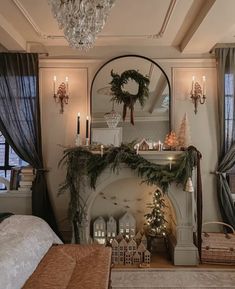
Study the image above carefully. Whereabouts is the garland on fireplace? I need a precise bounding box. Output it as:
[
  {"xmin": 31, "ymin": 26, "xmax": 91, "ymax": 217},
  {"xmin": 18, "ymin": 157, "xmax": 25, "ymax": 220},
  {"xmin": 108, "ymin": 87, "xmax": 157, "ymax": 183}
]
[{"xmin": 59, "ymin": 144, "xmax": 202, "ymax": 258}]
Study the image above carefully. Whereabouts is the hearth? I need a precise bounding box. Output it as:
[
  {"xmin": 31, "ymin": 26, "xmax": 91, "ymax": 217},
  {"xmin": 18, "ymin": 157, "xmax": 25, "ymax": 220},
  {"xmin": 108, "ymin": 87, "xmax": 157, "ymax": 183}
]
[{"xmin": 77, "ymin": 151, "xmax": 199, "ymax": 265}]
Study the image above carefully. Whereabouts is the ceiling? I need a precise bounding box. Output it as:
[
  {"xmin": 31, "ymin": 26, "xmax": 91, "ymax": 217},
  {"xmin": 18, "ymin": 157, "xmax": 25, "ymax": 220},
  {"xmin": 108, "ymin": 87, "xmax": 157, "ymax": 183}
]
[{"xmin": 0, "ymin": 0, "xmax": 235, "ymax": 58}]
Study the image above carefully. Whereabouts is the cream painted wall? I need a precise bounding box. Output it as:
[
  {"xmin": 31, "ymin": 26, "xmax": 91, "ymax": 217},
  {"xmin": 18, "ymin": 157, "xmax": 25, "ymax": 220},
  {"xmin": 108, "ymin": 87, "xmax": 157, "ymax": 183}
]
[
  {"xmin": 39, "ymin": 66, "xmax": 88, "ymax": 231},
  {"xmin": 172, "ymin": 67, "xmax": 219, "ymax": 223},
  {"xmin": 38, "ymin": 58, "xmax": 219, "ymax": 233}
]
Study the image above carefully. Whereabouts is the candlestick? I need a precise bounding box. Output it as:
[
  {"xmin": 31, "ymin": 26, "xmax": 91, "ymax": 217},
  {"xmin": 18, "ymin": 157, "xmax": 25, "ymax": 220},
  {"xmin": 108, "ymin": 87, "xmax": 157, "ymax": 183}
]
[
  {"xmin": 77, "ymin": 112, "xmax": 80, "ymax": 135},
  {"xmin": 86, "ymin": 116, "xmax": 89, "ymax": 138}
]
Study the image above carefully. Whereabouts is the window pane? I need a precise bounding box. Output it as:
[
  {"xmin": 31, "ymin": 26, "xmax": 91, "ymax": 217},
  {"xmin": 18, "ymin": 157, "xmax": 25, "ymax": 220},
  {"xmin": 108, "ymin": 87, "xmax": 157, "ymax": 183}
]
[
  {"xmin": 0, "ymin": 133, "xmax": 5, "ymax": 143},
  {"xmin": 0, "ymin": 170, "xmax": 10, "ymax": 190},
  {"xmin": 9, "ymin": 147, "xmax": 28, "ymax": 167},
  {"xmin": 225, "ymin": 73, "xmax": 234, "ymax": 95},
  {"xmin": 0, "ymin": 145, "xmax": 5, "ymax": 166}
]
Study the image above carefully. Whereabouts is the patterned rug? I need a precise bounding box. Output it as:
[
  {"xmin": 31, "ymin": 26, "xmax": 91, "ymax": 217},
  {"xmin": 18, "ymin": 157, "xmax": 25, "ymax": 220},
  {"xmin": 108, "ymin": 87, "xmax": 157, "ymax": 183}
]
[{"xmin": 111, "ymin": 268, "xmax": 235, "ymax": 289}]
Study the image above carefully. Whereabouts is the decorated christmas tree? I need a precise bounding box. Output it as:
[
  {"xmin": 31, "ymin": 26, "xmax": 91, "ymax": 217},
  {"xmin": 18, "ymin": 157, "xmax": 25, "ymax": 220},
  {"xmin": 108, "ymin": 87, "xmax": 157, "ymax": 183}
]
[
  {"xmin": 178, "ymin": 113, "xmax": 191, "ymax": 149},
  {"xmin": 164, "ymin": 131, "xmax": 178, "ymax": 150},
  {"xmin": 145, "ymin": 189, "xmax": 168, "ymax": 237}
]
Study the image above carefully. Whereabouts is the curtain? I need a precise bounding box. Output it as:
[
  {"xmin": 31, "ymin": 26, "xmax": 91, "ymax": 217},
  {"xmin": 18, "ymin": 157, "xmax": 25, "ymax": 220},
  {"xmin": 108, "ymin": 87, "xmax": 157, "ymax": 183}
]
[
  {"xmin": 215, "ymin": 48, "xmax": 235, "ymax": 229},
  {"xmin": 0, "ymin": 53, "xmax": 58, "ymax": 233}
]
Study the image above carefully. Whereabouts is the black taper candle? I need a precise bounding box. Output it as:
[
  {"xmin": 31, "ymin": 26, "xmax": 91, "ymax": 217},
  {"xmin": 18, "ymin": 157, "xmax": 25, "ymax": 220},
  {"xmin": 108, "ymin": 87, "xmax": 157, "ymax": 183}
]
[
  {"xmin": 86, "ymin": 116, "xmax": 89, "ymax": 138},
  {"xmin": 77, "ymin": 113, "xmax": 80, "ymax": 135}
]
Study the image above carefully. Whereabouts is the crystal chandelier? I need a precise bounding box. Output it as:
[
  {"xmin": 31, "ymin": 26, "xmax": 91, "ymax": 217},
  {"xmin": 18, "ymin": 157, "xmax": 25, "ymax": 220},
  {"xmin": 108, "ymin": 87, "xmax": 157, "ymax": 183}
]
[{"xmin": 48, "ymin": 0, "xmax": 116, "ymax": 50}]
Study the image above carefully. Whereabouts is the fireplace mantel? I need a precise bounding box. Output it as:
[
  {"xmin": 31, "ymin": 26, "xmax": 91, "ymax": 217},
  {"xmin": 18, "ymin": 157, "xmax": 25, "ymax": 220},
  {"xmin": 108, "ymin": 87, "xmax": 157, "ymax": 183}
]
[{"xmin": 77, "ymin": 150, "xmax": 199, "ymax": 266}]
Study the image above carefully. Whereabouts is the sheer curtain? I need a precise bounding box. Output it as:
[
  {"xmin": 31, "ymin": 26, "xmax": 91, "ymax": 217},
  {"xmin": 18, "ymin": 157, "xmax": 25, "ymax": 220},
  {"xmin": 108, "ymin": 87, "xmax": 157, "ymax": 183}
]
[
  {"xmin": 0, "ymin": 53, "xmax": 58, "ymax": 232},
  {"xmin": 215, "ymin": 47, "xmax": 235, "ymax": 229}
]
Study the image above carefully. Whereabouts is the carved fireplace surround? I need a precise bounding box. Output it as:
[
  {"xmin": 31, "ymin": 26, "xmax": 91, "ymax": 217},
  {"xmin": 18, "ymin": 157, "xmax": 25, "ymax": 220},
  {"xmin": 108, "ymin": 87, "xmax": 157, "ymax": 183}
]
[{"xmin": 78, "ymin": 151, "xmax": 198, "ymax": 266}]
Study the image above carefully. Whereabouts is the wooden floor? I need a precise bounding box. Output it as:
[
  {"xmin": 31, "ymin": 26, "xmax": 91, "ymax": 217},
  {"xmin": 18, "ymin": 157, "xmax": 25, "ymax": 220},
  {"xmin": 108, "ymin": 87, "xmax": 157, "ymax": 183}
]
[{"xmin": 113, "ymin": 252, "xmax": 235, "ymax": 269}]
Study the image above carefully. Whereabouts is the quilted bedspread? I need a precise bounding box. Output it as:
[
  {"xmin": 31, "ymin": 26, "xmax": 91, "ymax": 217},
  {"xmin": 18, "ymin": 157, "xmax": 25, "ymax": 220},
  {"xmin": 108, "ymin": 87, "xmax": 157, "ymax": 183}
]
[{"xmin": 0, "ymin": 215, "xmax": 62, "ymax": 289}]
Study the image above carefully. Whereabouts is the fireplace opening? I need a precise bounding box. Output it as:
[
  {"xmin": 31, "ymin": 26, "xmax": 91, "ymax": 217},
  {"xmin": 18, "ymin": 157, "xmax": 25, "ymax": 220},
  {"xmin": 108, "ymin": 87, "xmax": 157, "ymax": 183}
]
[{"xmin": 90, "ymin": 177, "xmax": 177, "ymax": 266}]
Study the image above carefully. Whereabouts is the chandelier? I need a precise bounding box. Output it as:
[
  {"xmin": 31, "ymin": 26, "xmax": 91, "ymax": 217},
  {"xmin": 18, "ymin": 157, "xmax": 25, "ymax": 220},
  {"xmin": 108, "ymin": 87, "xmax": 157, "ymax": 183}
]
[{"xmin": 48, "ymin": 0, "xmax": 116, "ymax": 50}]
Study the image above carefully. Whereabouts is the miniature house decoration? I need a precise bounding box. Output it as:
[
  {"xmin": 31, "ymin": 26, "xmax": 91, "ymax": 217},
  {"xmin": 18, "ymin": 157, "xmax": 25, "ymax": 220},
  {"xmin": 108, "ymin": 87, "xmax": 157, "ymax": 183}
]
[
  {"xmin": 119, "ymin": 212, "xmax": 136, "ymax": 239},
  {"xmin": 110, "ymin": 233, "xmax": 151, "ymax": 266},
  {"xmin": 107, "ymin": 216, "xmax": 117, "ymax": 240},
  {"xmin": 138, "ymin": 138, "xmax": 150, "ymax": 151},
  {"xmin": 93, "ymin": 216, "xmax": 106, "ymax": 244}
]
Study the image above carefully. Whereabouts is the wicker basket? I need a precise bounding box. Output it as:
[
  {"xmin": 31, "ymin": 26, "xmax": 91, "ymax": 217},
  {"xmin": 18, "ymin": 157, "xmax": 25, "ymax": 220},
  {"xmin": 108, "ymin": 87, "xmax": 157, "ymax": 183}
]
[{"xmin": 201, "ymin": 221, "xmax": 235, "ymax": 264}]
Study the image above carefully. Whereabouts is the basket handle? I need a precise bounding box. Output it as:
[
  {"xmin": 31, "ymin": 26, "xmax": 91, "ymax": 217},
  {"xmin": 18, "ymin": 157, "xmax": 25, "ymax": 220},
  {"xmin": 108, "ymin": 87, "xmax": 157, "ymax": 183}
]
[{"xmin": 202, "ymin": 221, "xmax": 235, "ymax": 233}]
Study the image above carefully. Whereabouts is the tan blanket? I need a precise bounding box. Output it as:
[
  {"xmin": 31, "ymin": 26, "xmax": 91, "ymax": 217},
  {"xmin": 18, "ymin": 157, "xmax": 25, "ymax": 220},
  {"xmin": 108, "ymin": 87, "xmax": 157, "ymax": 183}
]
[{"xmin": 23, "ymin": 244, "xmax": 112, "ymax": 289}]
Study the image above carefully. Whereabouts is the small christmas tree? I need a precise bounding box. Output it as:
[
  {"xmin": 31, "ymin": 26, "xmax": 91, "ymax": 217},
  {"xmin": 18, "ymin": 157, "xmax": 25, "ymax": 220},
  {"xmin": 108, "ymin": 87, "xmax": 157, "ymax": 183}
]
[
  {"xmin": 178, "ymin": 113, "xmax": 191, "ymax": 149},
  {"xmin": 145, "ymin": 189, "xmax": 168, "ymax": 237},
  {"xmin": 164, "ymin": 131, "xmax": 178, "ymax": 150}
]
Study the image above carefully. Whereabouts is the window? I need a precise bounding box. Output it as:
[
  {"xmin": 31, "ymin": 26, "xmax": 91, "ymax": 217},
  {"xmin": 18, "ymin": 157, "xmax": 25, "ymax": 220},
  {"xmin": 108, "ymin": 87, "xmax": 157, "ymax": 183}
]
[
  {"xmin": 225, "ymin": 73, "xmax": 234, "ymax": 150},
  {"xmin": 225, "ymin": 74, "xmax": 235, "ymax": 194},
  {"xmin": 0, "ymin": 132, "xmax": 27, "ymax": 189}
]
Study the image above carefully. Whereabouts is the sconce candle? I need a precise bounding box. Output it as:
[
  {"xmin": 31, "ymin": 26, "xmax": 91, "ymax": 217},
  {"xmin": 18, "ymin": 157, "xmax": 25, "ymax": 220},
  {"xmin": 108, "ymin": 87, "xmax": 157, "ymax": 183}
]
[
  {"xmin": 53, "ymin": 75, "xmax": 56, "ymax": 95},
  {"xmin": 65, "ymin": 76, "xmax": 69, "ymax": 95},
  {"xmin": 202, "ymin": 76, "xmax": 206, "ymax": 95},
  {"xmin": 77, "ymin": 113, "xmax": 80, "ymax": 135},
  {"xmin": 192, "ymin": 76, "xmax": 195, "ymax": 93},
  {"xmin": 86, "ymin": 116, "xmax": 89, "ymax": 138}
]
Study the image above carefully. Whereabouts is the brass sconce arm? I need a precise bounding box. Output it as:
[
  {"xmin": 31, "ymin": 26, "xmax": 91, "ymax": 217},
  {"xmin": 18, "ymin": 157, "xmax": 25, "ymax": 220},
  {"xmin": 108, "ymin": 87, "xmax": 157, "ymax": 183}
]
[
  {"xmin": 53, "ymin": 76, "xmax": 69, "ymax": 113},
  {"xmin": 190, "ymin": 81, "xmax": 206, "ymax": 114}
]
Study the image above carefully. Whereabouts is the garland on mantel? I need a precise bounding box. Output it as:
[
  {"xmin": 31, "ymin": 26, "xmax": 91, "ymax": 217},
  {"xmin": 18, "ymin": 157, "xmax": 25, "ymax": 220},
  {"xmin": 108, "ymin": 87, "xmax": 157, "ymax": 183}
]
[{"xmin": 59, "ymin": 144, "xmax": 202, "ymax": 258}]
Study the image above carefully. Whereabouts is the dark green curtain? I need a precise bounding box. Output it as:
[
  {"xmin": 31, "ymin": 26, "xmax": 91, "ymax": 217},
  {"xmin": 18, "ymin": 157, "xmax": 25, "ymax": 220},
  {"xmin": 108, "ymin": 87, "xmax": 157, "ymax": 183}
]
[
  {"xmin": 215, "ymin": 48, "xmax": 235, "ymax": 229},
  {"xmin": 0, "ymin": 53, "xmax": 58, "ymax": 233}
]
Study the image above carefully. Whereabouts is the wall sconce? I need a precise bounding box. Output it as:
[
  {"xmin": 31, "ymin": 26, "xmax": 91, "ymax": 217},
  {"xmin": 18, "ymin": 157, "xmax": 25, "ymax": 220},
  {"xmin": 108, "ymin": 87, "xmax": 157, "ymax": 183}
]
[
  {"xmin": 53, "ymin": 76, "xmax": 69, "ymax": 113},
  {"xmin": 191, "ymin": 76, "xmax": 206, "ymax": 114}
]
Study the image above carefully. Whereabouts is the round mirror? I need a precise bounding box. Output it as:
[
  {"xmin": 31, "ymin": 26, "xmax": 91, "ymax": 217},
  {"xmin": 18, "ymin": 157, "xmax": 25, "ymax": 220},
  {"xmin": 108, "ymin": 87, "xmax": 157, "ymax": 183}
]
[{"xmin": 90, "ymin": 55, "xmax": 171, "ymax": 146}]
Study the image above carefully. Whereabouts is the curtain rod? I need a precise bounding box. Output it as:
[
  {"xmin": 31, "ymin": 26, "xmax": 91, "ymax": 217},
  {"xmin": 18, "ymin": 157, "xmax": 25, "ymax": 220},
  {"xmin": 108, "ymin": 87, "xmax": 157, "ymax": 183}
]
[
  {"xmin": 38, "ymin": 52, "xmax": 49, "ymax": 57},
  {"xmin": 210, "ymin": 43, "xmax": 235, "ymax": 54}
]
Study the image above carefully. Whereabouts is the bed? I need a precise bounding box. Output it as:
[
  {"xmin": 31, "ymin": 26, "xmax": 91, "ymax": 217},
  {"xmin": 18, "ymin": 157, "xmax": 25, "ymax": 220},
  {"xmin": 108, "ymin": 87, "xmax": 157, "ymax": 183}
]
[{"xmin": 0, "ymin": 215, "xmax": 112, "ymax": 289}]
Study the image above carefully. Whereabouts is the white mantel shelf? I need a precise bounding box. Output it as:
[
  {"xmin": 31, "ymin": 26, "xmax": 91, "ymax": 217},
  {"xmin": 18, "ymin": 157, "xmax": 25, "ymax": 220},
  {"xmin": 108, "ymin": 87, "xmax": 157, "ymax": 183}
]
[{"xmin": 138, "ymin": 150, "xmax": 182, "ymax": 164}]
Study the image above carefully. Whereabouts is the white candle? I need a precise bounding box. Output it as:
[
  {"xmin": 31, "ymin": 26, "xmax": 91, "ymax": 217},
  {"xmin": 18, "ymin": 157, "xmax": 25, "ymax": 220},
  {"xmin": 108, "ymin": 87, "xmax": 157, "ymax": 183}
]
[
  {"xmin": 53, "ymin": 75, "xmax": 57, "ymax": 95},
  {"xmin": 65, "ymin": 76, "xmax": 69, "ymax": 95},
  {"xmin": 136, "ymin": 144, "xmax": 139, "ymax": 155},
  {"xmin": 101, "ymin": 145, "xmax": 104, "ymax": 157},
  {"xmin": 192, "ymin": 76, "xmax": 195, "ymax": 93},
  {"xmin": 158, "ymin": 140, "xmax": 161, "ymax": 151},
  {"xmin": 202, "ymin": 75, "xmax": 206, "ymax": 95}
]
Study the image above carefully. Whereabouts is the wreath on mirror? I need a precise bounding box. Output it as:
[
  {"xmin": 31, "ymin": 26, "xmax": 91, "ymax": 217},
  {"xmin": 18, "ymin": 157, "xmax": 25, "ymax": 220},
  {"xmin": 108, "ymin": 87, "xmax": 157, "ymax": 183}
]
[{"xmin": 110, "ymin": 69, "xmax": 150, "ymax": 125}]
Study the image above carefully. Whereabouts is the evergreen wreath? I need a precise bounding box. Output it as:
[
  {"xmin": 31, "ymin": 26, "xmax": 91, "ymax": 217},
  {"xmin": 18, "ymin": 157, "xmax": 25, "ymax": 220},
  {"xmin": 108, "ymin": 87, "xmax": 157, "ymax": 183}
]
[
  {"xmin": 110, "ymin": 69, "xmax": 150, "ymax": 125},
  {"xmin": 59, "ymin": 144, "xmax": 201, "ymax": 244}
]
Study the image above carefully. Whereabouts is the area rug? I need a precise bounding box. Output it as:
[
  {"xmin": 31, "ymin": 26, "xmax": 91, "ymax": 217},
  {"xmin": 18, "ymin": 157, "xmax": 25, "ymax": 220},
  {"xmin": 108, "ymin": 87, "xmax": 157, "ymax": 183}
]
[{"xmin": 111, "ymin": 268, "xmax": 235, "ymax": 289}]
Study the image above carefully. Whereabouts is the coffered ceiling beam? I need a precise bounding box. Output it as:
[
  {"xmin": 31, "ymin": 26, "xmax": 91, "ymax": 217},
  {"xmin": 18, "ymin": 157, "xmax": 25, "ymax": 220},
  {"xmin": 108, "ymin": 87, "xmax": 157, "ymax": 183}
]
[
  {"xmin": 0, "ymin": 13, "xmax": 26, "ymax": 51},
  {"xmin": 179, "ymin": 0, "xmax": 235, "ymax": 54}
]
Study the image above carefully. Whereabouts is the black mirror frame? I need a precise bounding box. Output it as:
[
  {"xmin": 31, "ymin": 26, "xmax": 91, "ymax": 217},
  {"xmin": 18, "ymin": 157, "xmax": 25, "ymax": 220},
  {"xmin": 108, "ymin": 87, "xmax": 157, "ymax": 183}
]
[{"xmin": 90, "ymin": 54, "xmax": 172, "ymax": 140}]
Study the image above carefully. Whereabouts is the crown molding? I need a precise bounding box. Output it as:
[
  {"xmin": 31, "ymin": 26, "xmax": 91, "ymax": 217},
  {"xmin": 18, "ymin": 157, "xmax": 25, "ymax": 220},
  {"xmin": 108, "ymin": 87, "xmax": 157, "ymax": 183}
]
[
  {"xmin": 12, "ymin": 0, "xmax": 47, "ymax": 38},
  {"xmin": 12, "ymin": 0, "xmax": 177, "ymax": 42}
]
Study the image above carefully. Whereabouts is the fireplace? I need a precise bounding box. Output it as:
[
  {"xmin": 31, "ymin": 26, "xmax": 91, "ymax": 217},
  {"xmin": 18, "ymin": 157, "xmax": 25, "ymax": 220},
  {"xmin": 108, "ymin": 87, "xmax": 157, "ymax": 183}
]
[{"xmin": 78, "ymin": 151, "xmax": 199, "ymax": 266}]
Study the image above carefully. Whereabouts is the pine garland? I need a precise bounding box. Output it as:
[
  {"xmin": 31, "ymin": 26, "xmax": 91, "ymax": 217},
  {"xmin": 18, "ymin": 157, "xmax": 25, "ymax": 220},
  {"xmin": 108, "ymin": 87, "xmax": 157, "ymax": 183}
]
[{"xmin": 59, "ymin": 144, "xmax": 199, "ymax": 243}]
